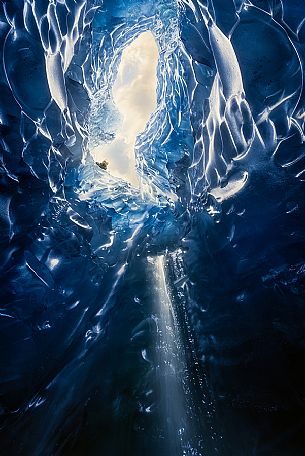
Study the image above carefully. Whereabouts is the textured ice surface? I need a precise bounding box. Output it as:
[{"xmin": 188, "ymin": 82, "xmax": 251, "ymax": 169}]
[{"xmin": 1, "ymin": 0, "xmax": 305, "ymax": 455}]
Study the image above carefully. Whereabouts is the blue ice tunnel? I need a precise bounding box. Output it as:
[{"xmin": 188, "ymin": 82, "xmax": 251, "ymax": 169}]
[{"xmin": 1, "ymin": 1, "xmax": 305, "ymax": 455}]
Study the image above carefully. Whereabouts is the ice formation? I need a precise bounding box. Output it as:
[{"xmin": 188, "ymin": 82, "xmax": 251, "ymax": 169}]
[{"xmin": 1, "ymin": 0, "xmax": 305, "ymax": 455}]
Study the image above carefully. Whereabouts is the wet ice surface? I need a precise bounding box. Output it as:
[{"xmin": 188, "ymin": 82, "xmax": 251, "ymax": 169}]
[{"xmin": 1, "ymin": 0, "xmax": 305, "ymax": 455}]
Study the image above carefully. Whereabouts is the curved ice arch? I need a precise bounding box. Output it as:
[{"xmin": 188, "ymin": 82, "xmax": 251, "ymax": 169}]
[{"xmin": 86, "ymin": 0, "xmax": 192, "ymax": 203}]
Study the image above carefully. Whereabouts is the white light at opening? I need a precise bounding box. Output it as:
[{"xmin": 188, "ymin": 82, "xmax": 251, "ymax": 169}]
[{"xmin": 92, "ymin": 31, "xmax": 159, "ymax": 186}]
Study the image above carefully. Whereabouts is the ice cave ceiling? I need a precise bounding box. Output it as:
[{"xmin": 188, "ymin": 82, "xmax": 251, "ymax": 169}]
[{"xmin": 1, "ymin": 0, "xmax": 305, "ymax": 455}]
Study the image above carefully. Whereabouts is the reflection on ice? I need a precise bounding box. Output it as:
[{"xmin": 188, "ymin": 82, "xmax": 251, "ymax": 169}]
[
  {"xmin": 152, "ymin": 255, "xmax": 191, "ymax": 453},
  {"xmin": 151, "ymin": 255, "xmax": 205, "ymax": 455}
]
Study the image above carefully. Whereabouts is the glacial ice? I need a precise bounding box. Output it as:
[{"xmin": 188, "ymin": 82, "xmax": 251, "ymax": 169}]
[{"xmin": 1, "ymin": 0, "xmax": 305, "ymax": 455}]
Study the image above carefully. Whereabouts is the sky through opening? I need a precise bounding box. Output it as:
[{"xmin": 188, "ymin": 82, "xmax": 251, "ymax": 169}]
[{"xmin": 92, "ymin": 31, "xmax": 159, "ymax": 185}]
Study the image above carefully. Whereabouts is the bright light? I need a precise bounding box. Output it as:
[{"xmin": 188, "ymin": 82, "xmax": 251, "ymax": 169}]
[{"xmin": 92, "ymin": 31, "xmax": 159, "ymax": 186}]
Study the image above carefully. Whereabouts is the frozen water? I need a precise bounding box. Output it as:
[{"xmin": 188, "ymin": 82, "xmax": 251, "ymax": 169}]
[{"xmin": 1, "ymin": 0, "xmax": 305, "ymax": 455}]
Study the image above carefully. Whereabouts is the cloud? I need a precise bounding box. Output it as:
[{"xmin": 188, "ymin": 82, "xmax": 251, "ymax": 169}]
[{"xmin": 92, "ymin": 31, "xmax": 158, "ymax": 186}]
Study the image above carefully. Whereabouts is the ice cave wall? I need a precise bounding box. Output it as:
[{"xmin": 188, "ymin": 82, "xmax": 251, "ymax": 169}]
[
  {"xmin": 0, "ymin": 2, "xmax": 193, "ymax": 451},
  {"xmin": 1, "ymin": 0, "xmax": 305, "ymax": 455}
]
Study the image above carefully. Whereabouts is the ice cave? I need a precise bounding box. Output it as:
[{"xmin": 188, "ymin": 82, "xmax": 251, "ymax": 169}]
[{"xmin": 1, "ymin": 1, "xmax": 305, "ymax": 455}]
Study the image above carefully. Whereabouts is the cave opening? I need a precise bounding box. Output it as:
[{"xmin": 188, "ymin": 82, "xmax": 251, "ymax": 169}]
[{"xmin": 91, "ymin": 31, "xmax": 159, "ymax": 187}]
